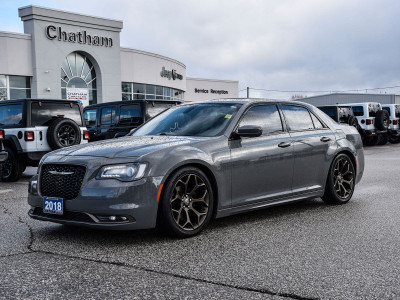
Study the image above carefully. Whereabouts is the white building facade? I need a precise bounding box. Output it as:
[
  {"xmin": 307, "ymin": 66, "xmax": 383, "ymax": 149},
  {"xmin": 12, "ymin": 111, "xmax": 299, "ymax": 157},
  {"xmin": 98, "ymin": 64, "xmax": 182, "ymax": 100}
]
[{"xmin": 0, "ymin": 5, "xmax": 238, "ymax": 106}]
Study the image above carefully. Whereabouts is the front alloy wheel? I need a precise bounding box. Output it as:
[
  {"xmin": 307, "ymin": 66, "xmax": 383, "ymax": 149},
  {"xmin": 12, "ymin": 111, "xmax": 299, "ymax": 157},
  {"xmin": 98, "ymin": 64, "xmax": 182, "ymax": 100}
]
[
  {"xmin": 159, "ymin": 167, "xmax": 214, "ymax": 237},
  {"xmin": 322, "ymin": 154, "xmax": 355, "ymax": 204},
  {"xmin": 170, "ymin": 173, "xmax": 210, "ymax": 230}
]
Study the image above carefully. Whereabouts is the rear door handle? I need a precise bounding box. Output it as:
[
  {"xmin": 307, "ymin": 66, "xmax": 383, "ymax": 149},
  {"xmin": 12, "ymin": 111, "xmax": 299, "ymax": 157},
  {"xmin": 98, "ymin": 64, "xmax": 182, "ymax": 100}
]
[
  {"xmin": 320, "ymin": 137, "xmax": 331, "ymax": 142},
  {"xmin": 278, "ymin": 142, "xmax": 291, "ymax": 148}
]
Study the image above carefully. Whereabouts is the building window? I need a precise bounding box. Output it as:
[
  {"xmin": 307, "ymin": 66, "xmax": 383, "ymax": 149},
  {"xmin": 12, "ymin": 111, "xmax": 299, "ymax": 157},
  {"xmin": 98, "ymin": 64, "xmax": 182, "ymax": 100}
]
[
  {"xmin": 121, "ymin": 82, "xmax": 184, "ymax": 102},
  {"xmin": 61, "ymin": 52, "xmax": 97, "ymax": 105},
  {"xmin": 0, "ymin": 75, "xmax": 31, "ymax": 100}
]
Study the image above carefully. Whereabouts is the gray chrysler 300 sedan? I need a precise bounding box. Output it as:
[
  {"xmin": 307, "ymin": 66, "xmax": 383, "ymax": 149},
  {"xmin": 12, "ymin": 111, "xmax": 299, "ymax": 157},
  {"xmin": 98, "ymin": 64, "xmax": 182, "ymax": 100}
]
[{"xmin": 28, "ymin": 99, "xmax": 364, "ymax": 237}]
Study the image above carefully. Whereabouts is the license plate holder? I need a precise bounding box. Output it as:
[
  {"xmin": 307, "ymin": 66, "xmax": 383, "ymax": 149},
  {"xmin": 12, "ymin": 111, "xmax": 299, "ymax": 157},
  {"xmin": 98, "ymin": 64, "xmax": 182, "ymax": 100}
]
[{"xmin": 43, "ymin": 197, "xmax": 63, "ymax": 215}]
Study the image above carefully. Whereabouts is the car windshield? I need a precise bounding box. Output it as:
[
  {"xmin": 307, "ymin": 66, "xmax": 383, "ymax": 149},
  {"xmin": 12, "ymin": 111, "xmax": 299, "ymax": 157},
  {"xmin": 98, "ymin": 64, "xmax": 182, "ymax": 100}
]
[{"xmin": 132, "ymin": 103, "xmax": 242, "ymax": 137}]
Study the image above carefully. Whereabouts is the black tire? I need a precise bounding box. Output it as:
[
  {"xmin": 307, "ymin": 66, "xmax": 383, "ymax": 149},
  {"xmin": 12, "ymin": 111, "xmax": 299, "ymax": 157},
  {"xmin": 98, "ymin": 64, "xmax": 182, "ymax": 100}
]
[
  {"xmin": 1, "ymin": 147, "xmax": 23, "ymax": 182},
  {"xmin": 158, "ymin": 167, "xmax": 214, "ymax": 238},
  {"xmin": 389, "ymin": 135, "xmax": 400, "ymax": 144},
  {"xmin": 375, "ymin": 110, "xmax": 390, "ymax": 131},
  {"xmin": 348, "ymin": 116, "xmax": 359, "ymax": 129},
  {"xmin": 363, "ymin": 135, "xmax": 379, "ymax": 146},
  {"xmin": 322, "ymin": 153, "xmax": 355, "ymax": 205},
  {"xmin": 47, "ymin": 118, "xmax": 82, "ymax": 150},
  {"xmin": 377, "ymin": 133, "xmax": 389, "ymax": 145}
]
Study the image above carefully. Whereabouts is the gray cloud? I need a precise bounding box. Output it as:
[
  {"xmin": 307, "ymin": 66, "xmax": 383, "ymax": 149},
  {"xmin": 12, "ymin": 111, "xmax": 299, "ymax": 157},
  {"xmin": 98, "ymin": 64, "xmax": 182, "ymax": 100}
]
[{"xmin": 37, "ymin": 0, "xmax": 400, "ymax": 97}]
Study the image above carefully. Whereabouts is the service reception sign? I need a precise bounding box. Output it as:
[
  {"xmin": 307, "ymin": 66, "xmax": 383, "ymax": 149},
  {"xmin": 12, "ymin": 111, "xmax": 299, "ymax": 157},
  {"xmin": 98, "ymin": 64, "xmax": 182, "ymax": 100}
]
[{"xmin": 66, "ymin": 88, "xmax": 89, "ymax": 107}]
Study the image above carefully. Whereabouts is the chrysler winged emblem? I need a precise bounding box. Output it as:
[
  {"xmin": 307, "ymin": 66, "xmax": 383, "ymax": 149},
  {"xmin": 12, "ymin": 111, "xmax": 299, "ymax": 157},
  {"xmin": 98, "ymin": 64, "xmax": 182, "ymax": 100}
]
[{"xmin": 49, "ymin": 171, "xmax": 74, "ymax": 176}]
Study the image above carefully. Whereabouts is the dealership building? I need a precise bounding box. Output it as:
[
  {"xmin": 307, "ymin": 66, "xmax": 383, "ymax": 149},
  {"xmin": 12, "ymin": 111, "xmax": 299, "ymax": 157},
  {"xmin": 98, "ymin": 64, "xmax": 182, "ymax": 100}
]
[
  {"xmin": 0, "ymin": 5, "xmax": 238, "ymax": 106},
  {"xmin": 300, "ymin": 93, "xmax": 400, "ymax": 106}
]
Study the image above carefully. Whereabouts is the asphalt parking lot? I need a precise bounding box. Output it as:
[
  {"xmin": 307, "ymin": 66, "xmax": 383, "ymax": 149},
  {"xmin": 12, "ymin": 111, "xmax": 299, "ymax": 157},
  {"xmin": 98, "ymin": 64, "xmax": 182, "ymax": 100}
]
[{"xmin": 1, "ymin": 145, "xmax": 400, "ymax": 300}]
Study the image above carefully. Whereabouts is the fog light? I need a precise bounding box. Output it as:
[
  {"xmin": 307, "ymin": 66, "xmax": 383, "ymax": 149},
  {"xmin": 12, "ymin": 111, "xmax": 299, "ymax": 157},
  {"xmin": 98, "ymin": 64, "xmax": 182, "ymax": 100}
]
[{"xmin": 109, "ymin": 216, "xmax": 117, "ymax": 221}]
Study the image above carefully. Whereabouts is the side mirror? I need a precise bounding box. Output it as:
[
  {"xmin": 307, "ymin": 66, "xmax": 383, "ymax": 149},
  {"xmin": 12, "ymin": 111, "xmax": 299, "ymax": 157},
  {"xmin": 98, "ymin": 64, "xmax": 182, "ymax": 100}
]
[
  {"xmin": 114, "ymin": 132, "xmax": 127, "ymax": 139},
  {"xmin": 236, "ymin": 125, "xmax": 262, "ymax": 138}
]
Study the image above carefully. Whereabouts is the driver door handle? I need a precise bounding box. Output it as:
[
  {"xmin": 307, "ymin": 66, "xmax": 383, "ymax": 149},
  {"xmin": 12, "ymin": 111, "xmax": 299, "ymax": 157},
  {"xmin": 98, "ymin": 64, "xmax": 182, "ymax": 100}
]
[
  {"xmin": 278, "ymin": 141, "xmax": 291, "ymax": 148},
  {"xmin": 320, "ymin": 137, "xmax": 331, "ymax": 142}
]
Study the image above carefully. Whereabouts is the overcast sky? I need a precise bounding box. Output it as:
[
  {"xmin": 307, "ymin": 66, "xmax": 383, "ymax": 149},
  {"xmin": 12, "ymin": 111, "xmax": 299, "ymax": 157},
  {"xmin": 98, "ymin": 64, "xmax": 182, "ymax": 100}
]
[{"xmin": 1, "ymin": 0, "xmax": 400, "ymax": 98}]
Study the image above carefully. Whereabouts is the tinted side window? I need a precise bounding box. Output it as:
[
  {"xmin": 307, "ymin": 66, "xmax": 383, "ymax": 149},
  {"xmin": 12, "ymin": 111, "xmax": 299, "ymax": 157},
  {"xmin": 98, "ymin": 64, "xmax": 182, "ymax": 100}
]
[
  {"xmin": 0, "ymin": 104, "xmax": 23, "ymax": 126},
  {"xmin": 352, "ymin": 106, "xmax": 364, "ymax": 116},
  {"xmin": 119, "ymin": 105, "xmax": 141, "ymax": 124},
  {"xmin": 319, "ymin": 107, "xmax": 336, "ymax": 119},
  {"xmin": 84, "ymin": 109, "xmax": 97, "ymax": 127},
  {"xmin": 31, "ymin": 102, "xmax": 82, "ymax": 126},
  {"xmin": 101, "ymin": 107, "xmax": 116, "ymax": 125},
  {"xmin": 239, "ymin": 105, "xmax": 283, "ymax": 135},
  {"xmin": 281, "ymin": 105, "xmax": 314, "ymax": 131},
  {"xmin": 310, "ymin": 113, "xmax": 324, "ymax": 129}
]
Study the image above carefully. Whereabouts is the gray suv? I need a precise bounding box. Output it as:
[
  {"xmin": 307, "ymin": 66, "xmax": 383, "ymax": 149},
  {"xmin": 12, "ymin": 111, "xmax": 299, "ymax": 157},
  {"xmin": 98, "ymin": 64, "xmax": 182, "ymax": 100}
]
[{"xmin": 28, "ymin": 100, "xmax": 364, "ymax": 237}]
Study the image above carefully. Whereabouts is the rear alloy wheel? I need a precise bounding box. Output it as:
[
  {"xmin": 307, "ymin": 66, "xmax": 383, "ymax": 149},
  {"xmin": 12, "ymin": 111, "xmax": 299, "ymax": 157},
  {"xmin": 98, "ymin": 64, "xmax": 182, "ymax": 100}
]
[
  {"xmin": 159, "ymin": 167, "xmax": 214, "ymax": 237},
  {"xmin": 1, "ymin": 147, "xmax": 23, "ymax": 182},
  {"xmin": 322, "ymin": 154, "xmax": 355, "ymax": 204}
]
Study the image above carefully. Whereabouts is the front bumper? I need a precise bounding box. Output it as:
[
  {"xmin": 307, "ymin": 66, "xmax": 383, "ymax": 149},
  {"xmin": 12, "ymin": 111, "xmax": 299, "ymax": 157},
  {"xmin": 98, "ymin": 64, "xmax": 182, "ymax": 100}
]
[
  {"xmin": 28, "ymin": 159, "xmax": 163, "ymax": 230},
  {"xmin": 0, "ymin": 151, "xmax": 7, "ymax": 162}
]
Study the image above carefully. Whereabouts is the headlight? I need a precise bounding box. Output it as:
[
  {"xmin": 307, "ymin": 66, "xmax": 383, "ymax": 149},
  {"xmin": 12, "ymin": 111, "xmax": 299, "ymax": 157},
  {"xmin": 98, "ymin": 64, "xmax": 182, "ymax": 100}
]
[{"xmin": 96, "ymin": 163, "xmax": 147, "ymax": 181}]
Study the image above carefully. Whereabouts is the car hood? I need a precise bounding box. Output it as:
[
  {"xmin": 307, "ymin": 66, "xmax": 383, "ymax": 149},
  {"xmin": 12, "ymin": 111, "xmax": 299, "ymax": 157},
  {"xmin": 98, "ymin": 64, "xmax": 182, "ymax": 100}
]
[{"xmin": 50, "ymin": 136, "xmax": 206, "ymax": 158}]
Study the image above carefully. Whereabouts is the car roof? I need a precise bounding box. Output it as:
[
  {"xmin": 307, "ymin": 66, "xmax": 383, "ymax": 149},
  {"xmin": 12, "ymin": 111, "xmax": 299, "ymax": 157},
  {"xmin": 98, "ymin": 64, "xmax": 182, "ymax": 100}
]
[{"xmin": 188, "ymin": 98, "xmax": 313, "ymax": 106}]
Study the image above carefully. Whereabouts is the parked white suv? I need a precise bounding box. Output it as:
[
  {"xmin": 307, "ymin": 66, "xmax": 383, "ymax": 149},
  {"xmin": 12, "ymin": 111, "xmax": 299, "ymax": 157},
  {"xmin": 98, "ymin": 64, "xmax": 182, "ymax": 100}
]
[
  {"xmin": 0, "ymin": 99, "xmax": 89, "ymax": 181},
  {"xmin": 381, "ymin": 104, "xmax": 400, "ymax": 144},
  {"xmin": 347, "ymin": 102, "xmax": 390, "ymax": 146}
]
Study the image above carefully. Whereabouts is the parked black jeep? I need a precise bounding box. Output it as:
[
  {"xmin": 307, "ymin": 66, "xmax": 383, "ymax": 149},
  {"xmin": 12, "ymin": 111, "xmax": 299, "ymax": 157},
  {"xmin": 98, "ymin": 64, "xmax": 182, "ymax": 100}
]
[
  {"xmin": 318, "ymin": 105, "xmax": 359, "ymax": 128},
  {"xmin": 83, "ymin": 100, "xmax": 181, "ymax": 141}
]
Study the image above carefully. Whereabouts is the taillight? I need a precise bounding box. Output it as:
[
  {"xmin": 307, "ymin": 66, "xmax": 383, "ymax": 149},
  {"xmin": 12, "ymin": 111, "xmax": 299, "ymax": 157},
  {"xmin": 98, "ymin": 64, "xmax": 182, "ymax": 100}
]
[
  {"xmin": 83, "ymin": 130, "xmax": 90, "ymax": 140},
  {"xmin": 0, "ymin": 129, "xmax": 4, "ymax": 140},
  {"xmin": 25, "ymin": 131, "xmax": 35, "ymax": 141},
  {"xmin": 366, "ymin": 119, "xmax": 372, "ymax": 125},
  {"xmin": 394, "ymin": 120, "xmax": 398, "ymax": 125}
]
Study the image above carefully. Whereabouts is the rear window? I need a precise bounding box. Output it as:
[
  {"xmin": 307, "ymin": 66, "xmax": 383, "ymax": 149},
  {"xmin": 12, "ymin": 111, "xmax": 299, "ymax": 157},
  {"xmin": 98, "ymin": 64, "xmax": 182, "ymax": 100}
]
[
  {"xmin": 146, "ymin": 102, "xmax": 177, "ymax": 119},
  {"xmin": 352, "ymin": 106, "xmax": 364, "ymax": 116},
  {"xmin": 119, "ymin": 104, "xmax": 142, "ymax": 124},
  {"xmin": 31, "ymin": 102, "xmax": 83, "ymax": 126},
  {"xmin": 0, "ymin": 104, "xmax": 23, "ymax": 126},
  {"xmin": 84, "ymin": 109, "xmax": 97, "ymax": 127},
  {"xmin": 281, "ymin": 105, "xmax": 315, "ymax": 131}
]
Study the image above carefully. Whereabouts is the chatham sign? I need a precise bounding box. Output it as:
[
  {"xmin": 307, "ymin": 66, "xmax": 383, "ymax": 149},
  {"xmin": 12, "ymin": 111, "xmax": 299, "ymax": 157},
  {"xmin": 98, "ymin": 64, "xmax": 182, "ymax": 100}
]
[{"xmin": 45, "ymin": 25, "xmax": 113, "ymax": 47}]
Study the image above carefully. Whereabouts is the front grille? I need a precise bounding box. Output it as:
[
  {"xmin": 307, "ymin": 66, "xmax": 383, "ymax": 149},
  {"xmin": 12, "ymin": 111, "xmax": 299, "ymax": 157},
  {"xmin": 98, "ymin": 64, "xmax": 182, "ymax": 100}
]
[
  {"xmin": 40, "ymin": 164, "xmax": 86, "ymax": 200},
  {"xmin": 32, "ymin": 207, "xmax": 94, "ymax": 223}
]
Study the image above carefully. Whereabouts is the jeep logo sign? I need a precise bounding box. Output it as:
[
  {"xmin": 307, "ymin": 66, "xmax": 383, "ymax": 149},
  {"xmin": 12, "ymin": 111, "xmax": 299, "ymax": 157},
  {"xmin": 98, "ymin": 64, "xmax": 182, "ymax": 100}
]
[
  {"xmin": 160, "ymin": 67, "xmax": 183, "ymax": 80},
  {"xmin": 45, "ymin": 25, "xmax": 113, "ymax": 47}
]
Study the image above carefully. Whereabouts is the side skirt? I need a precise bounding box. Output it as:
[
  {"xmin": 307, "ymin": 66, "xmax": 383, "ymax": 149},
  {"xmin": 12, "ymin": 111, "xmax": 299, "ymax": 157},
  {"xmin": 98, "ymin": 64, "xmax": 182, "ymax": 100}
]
[{"xmin": 215, "ymin": 190, "xmax": 324, "ymax": 219}]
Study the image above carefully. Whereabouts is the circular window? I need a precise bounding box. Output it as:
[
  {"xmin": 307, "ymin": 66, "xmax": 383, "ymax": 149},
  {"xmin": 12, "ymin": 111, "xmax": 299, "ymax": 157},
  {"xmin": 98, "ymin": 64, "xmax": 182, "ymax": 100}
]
[{"xmin": 61, "ymin": 52, "xmax": 97, "ymax": 105}]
